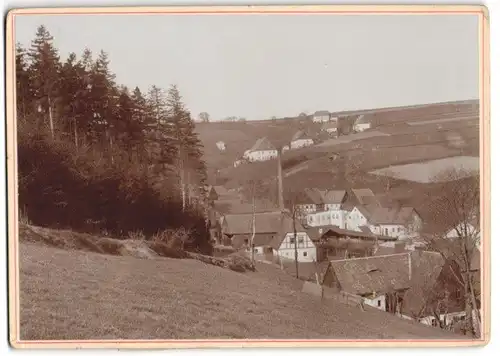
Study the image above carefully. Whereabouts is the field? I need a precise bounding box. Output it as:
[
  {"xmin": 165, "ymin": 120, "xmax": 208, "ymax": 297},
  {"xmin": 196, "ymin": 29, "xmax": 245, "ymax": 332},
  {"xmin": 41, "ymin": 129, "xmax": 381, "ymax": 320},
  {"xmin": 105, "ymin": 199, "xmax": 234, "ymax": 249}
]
[
  {"xmin": 369, "ymin": 156, "xmax": 480, "ymax": 183},
  {"xmin": 19, "ymin": 240, "xmax": 465, "ymax": 340}
]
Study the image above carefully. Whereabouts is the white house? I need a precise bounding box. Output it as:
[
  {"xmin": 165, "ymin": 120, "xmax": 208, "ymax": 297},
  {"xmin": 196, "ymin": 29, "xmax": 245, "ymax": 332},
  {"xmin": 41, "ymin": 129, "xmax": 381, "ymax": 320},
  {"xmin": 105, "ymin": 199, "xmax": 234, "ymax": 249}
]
[
  {"xmin": 216, "ymin": 141, "xmax": 226, "ymax": 151},
  {"xmin": 353, "ymin": 115, "xmax": 372, "ymax": 132},
  {"xmin": 444, "ymin": 222, "xmax": 481, "ymax": 248},
  {"xmin": 312, "ymin": 110, "xmax": 331, "ymax": 123},
  {"xmin": 290, "ymin": 130, "xmax": 314, "ymax": 150},
  {"xmin": 270, "ymin": 220, "xmax": 318, "ymax": 263},
  {"xmin": 367, "ymin": 207, "xmax": 423, "ymax": 240},
  {"xmin": 321, "ymin": 121, "xmax": 339, "ymax": 135},
  {"xmin": 243, "ymin": 137, "xmax": 278, "ymax": 162}
]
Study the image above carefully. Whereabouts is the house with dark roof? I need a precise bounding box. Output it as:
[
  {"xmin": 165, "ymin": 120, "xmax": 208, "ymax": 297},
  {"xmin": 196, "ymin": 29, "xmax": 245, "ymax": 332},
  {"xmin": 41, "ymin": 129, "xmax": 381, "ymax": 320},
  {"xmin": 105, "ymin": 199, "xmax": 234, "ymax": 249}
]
[
  {"xmin": 321, "ymin": 121, "xmax": 339, "ymax": 135},
  {"xmin": 243, "ymin": 137, "xmax": 278, "ymax": 162},
  {"xmin": 312, "ymin": 110, "xmax": 331, "ymax": 123},
  {"xmin": 353, "ymin": 114, "xmax": 372, "ymax": 132},
  {"xmin": 297, "ymin": 189, "xmax": 347, "ymax": 226},
  {"xmin": 322, "ymin": 251, "xmax": 467, "ymax": 328},
  {"xmin": 290, "ymin": 130, "xmax": 314, "ymax": 150},
  {"xmin": 221, "ymin": 211, "xmax": 319, "ymax": 263},
  {"xmin": 309, "ymin": 225, "xmax": 397, "ymax": 261}
]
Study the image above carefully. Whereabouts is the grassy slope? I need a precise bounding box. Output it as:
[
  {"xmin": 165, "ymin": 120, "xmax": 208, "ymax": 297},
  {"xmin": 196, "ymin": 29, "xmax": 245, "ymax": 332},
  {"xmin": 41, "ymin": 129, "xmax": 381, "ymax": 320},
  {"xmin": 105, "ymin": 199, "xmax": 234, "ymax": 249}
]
[
  {"xmin": 20, "ymin": 242, "xmax": 465, "ymax": 340},
  {"xmin": 204, "ymin": 100, "xmax": 479, "ymax": 213}
]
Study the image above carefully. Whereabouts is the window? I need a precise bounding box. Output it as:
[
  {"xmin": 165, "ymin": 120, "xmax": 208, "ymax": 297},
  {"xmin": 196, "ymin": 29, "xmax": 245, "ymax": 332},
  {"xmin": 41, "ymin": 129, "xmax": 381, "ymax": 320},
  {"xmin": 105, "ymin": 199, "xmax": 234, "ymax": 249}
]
[
  {"xmin": 377, "ymin": 300, "xmax": 381, "ymax": 307},
  {"xmin": 384, "ymin": 228, "xmax": 388, "ymax": 235},
  {"xmin": 254, "ymin": 248, "xmax": 258, "ymax": 253},
  {"xmin": 392, "ymin": 227, "xmax": 395, "ymax": 232},
  {"xmin": 303, "ymin": 252, "xmax": 308, "ymax": 257},
  {"xmin": 431, "ymin": 319, "xmax": 438, "ymax": 327},
  {"xmin": 298, "ymin": 237, "xmax": 304, "ymax": 244},
  {"xmin": 289, "ymin": 237, "xmax": 296, "ymax": 244}
]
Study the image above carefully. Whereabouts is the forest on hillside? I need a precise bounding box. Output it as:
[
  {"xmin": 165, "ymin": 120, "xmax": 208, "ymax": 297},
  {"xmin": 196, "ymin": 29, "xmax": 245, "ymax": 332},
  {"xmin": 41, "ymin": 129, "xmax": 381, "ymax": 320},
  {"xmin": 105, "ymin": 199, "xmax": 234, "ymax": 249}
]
[{"xmin": 16, "ymin": 25, "xmax": 211, "ymax": 251}]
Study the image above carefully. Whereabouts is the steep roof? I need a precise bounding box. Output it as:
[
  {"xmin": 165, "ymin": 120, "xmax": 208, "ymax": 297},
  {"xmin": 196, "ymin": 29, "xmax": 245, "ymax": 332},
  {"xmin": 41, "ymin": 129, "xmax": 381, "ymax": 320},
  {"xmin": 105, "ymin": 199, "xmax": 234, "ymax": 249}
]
[
  {"xmin": 354, "ymin": 114, "xmax": 371, "ymax": 125},
  {"xmin": 308, "ymin": 226, "xmax": 397, "ymax": 242},
  {"xmin": 248, "ymin": 137, "xmax": 276, "ymax": 152},
  {"xmin": 369, "ymin": 207, "xmax": 417, "ymax": 225},
  {"xmin": 351, "ymin": 188, "xmax": 378, "ymax": 205},
  {"xmin": 314, "ymin": 110, "xmax": 330, "ymax": 116},
  {"xmin": 328, "ymin": 253, "xmax": 411, "ymax": 295},
  {"xmin": 326, "ymin": 251, "xmax": 454, "ymax": 317},
  {"xmin": 291, "ymin": 130, "xmax": 312, "ymax": 141},
  {"xmin": 321, "ymin": 121, "xmax": 339, "ymax": 130},
  {"xmin": 321, "ymin": 190, "xmax": 347, "ymax": 204},
  {"xmin": 298, "ymin": 188, "xmax": 346, "ymax": 205},
  {"xmin": 222, "ymin": 211, "xmax": 283, "ymax": 235},
  {"xmin": 269, "ymin": 214, "xmax": 309, "ymax": 250}
]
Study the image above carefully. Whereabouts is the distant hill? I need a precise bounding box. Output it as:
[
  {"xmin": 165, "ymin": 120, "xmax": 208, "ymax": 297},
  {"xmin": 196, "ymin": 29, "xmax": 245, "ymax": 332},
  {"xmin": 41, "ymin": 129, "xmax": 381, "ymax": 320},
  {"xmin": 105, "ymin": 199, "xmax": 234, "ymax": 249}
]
[{"xmin": 200, "ymin": 99, "xmax": 479, "ymax": 214}]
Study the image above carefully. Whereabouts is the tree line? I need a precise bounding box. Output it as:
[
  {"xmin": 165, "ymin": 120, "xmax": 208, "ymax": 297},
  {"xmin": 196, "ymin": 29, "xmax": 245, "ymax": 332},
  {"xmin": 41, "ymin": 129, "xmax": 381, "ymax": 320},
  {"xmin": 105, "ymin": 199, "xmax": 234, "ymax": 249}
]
[{"xmin": 16, "ymin": 25, "xmax": 211, "ymax": 252}]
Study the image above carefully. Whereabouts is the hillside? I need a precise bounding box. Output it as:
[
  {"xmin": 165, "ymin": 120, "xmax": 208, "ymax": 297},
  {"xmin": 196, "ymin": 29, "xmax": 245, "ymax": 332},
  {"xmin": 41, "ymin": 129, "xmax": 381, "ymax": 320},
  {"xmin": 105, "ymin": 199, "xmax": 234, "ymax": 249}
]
[
  {"xmin": 19, "ymin": 239, "xmax": 464, "ymax": 340},
  {"xmin": 204, "ymin": 100, "xmax": 479, "ymax": 214}
]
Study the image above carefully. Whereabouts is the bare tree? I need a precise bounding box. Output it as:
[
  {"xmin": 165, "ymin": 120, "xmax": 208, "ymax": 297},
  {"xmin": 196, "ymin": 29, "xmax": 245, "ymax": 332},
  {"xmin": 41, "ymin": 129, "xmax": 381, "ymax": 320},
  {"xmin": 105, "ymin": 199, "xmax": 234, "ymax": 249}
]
[
  {"xmin": 198, "ymin": 112, "xmax": 210, "ymax": 123},
  {"xmin": 423, "ymin": 167, "xmax": 481, "ymax": 338}
]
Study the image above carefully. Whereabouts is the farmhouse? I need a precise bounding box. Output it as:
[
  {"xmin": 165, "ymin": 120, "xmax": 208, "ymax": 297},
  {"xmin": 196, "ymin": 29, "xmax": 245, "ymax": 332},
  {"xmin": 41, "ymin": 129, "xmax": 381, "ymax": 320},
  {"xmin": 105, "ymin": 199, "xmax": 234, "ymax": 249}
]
[
  {"xmin": 290, "ymin": 130, "xmax": 315, "ymax": 149},
  {"xmin": 309, "ymin": 225, "xmax": 397, "ymax": 261},
  {"xmin": 353, "ymin": 114, "xmax": 372, "ymax": 132},
  {"xmin": 312, "ymin": 110, "xmax": 331, "ymax": 123},
  {"xmin": 322, "ymin": 251, "xmax": 467, "ymax": 327},
  {"xmin": 367, "ymin": 206, "xmax": 423, "ymax": 240},
  {"xmin": 270, "ymin": 216, "xmax": 318, "ymax": 263},
  {"xmin": 243, "ymin": 137, "xmax": 278, "ymax": 162},
  {"xmin": 221, "ymin": 211, "xmax": 283, "ymax": 253},
  {"xmin": 220, "ymin": 211, "xmax": 318, "ymax": 263},
  {"xmin": 321, "ymin": 121, "xmax": 339, "ymax": 135}
]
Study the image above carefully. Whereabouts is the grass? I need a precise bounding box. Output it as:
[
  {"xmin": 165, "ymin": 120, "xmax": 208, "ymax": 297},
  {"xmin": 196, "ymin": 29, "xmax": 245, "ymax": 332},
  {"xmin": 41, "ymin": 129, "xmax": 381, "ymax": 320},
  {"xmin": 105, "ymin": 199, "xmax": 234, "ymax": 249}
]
[{"xmin": 19, "ymin": 241, "xmax": 467, "ymax": 340}]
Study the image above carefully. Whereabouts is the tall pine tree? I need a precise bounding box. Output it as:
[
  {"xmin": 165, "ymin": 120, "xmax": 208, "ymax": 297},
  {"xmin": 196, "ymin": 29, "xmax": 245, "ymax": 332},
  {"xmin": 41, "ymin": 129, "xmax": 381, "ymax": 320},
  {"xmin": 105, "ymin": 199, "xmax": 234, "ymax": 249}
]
[{"xmin": 27, "ymin": 25, "xmax": 61, "ymax": 139}]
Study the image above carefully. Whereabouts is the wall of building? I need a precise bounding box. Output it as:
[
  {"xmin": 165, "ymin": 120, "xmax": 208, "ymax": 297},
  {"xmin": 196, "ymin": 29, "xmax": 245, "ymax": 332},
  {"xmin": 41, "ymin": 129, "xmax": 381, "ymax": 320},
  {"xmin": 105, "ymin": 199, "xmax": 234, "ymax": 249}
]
[
  {"xmin": 274, "ymin": 232, "xmax": 318, "ymax": 262},
  {"xmin": 306, "ymin": 210, "xmax": 347, "ymax": 228},
  {"xmin": 354, "ymin": 123, "xmax": 371, "ymax": 132},
  {"xmin": 363, "ymin": 295, "xmax": 386, "ymax": 311},
  {"xmin": 313, "ymin": 115, "xmax": 330, "ymax": 123},
  {"xmin": 291, "ymin": 139, "xmax": 314, "ymax": 149},
  {"xmin": 346, "ymin": 207, "xmax": 368, "ymax": 231},
  {"xmin": 246, "ymin": 150, "xmax": 278, "ymax": 162}
]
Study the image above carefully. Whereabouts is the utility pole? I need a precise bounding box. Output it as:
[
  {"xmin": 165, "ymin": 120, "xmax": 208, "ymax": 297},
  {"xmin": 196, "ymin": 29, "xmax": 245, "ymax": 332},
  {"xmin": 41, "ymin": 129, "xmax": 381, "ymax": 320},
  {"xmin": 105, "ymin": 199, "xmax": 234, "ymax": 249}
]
[
  {"xmin": 293, "ymin": 205, "xmax": 299, "ymax": 279},
  {"xmin": 250, "ymin": 180, "xmax": 256, "ymax": 268},
  {"xmin": 277, "ymin": 148, "xmax": 284, "ymax": 210}
]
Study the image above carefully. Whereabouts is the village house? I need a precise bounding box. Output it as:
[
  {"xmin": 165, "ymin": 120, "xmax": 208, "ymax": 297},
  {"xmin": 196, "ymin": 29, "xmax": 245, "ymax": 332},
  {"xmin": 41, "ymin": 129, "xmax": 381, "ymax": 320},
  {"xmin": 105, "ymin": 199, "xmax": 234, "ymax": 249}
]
[
  {"xmin": 216, "ymin": 140, "xmax": 226, "ymax": 151},
  {"xmin": 270, "ymin": 216, "xmax": 318, "ymax": 263},
  {"xmin": 290, "ymin": 130, "xmax": 315, "ymax": 150},
  {"xmin": 308, "ymin": 225, "xmax": 398, "ymax": 261},
  {"xmin": 243, "ymin": 137, "xmax": 278, "ymax": 162},
  {"xmin": 220, "ymin": 210, "xmax": 318, "ymax": 263},
  {"xmin": 353, "ymin": 114, "xmax": 372, "ymax": 132},
  {"xmin": 312, "ymin": 110, "xmax": 331, "ymax": 123},
  {"xmin": 321, "ymin": 120, "xmax": 339, "ymax": 135},
  {"xmin": 322, "ymin": 251, "xmax": 468, "ymax": 328}
]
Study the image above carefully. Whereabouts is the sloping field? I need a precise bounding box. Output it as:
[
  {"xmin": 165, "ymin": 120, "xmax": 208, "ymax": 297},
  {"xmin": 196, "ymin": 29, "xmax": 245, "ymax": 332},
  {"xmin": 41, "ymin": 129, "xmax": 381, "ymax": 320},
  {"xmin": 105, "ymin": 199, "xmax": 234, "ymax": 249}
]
[
  {"xmin": 369, "ymin": 156, "xmax": 480, "ymax": 183},
  {"xmin": 317, "ymin": 130, "xmax": 390, "ymax": 147},
  {"xmin": 19, "ymin": 242, "xmax": 465, "ymax": 340}
]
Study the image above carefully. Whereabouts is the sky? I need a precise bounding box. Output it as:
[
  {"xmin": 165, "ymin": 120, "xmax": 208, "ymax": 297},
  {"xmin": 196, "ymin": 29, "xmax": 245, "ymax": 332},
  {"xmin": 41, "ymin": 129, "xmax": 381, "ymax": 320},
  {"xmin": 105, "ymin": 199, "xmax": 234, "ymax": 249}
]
[{"xmin": 14, "ymin": 13, "xmax": 479, "ymax": 121}]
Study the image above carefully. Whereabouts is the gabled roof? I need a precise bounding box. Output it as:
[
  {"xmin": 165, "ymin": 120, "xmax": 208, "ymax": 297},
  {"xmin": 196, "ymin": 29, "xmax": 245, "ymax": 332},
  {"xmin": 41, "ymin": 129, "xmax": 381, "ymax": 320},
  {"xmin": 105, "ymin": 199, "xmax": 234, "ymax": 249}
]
[
  {"xmin": 297, "ymin": 188, "xmax": 346, "ymax": 205},
  {"xmin": 326, "ymin": 251, "xmax": 455, "ymax": 316},
  {"xmin": 222, "ymin": 211, "xmax": 283, "ymax": 235},
  {"xmin": 321, "ymin": 190, "xmax": 347, "ymax": 204},
  {"xmin": 351, "ymin": 188, "xmax": 378, "ymax": 206},
  {"xmin": 291, "ymin": 130, "xmax": 313, "ymax": 142},
  {"xmin": 369, "ymin": 206, "xmax": 417, "ymax": 225},
  {"xmin": 354, "ymin": 114, "xmax": 371, "ymax": 125},
  {"xmin": 248, "ymin": 137, "xmax": 276, "ymax": 152},
  {"xmin": 308, "ymin": 226, "xmax": 397, "ymax": 242},
  {"xmin": 314, "ymin": 110, "xmax": 330, "ymax": 116},
  {"xmin": 321, "ymin": 121, "xmax": 339, "ymax": 129},
  {"xmin": 328, "ymin": 253, "xmax": 411, "ymax": 295},
  {"xmin": 269, "ymin": 214, "xmax": 309, "ymax": 250}
]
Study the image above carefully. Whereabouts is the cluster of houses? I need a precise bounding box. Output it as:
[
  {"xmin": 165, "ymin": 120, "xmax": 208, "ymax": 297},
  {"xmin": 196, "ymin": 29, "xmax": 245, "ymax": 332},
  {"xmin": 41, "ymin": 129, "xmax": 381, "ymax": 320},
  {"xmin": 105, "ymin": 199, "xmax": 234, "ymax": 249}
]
[
  {"xmin": 206, "ymin": 184, "xmax": 481, "ymax": 332},
  {"xmin": 232, "ymin": 111, "xmax": 372, "ymax": 167}
]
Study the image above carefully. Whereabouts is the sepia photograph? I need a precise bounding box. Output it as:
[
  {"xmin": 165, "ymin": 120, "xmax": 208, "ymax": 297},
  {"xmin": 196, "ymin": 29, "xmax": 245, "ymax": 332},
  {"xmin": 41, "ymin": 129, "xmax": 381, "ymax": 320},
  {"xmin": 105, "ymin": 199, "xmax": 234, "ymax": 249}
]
[{"xmin": 5, "ymin": 5, "xmax": 490, "ymax": 349}]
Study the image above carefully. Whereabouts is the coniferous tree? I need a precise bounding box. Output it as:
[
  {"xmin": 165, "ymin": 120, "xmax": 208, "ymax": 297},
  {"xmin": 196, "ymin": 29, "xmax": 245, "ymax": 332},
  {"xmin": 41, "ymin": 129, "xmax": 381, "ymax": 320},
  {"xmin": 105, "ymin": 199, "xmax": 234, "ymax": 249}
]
[
  {"xmin": 27, "ymin": 25, "xmax": 61, "ymax": 139},
  {"xmin": 15, "ymin": 43, "xmax": 32, "ymax": 121}
]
